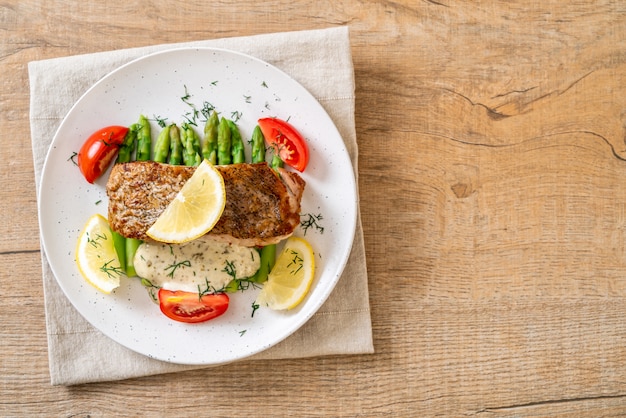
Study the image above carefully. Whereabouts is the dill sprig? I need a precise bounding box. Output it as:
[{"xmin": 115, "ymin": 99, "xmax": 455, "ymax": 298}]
[
  {"xmin": 230, "ymin": 111, "xmax": 242, "ymax": 122},
  {"xmin": 86, "ymin": 231, "xmax": 107, "ymax": 248},
  {"xmin": 152, "ymin": 114, "xmax": 168, "ymax": 128},
  {"xmin": 234, "ymin": 280, "xmax": 261, "ymax": 292},
  {"xmin": 180, "ymin": 85, "xmax": 200, "ymax": 126},
  {"xmin": 287, "ymin": 250, "xmax": 304, "ymax": 275},
  {"xmin": 164, "ymin": 259, "xmax": 191, "ymax": 278},
  {"xmin": 223, "ymin": 260, "xmax": 237, "ymax": 280},
  {"xmin": 200, "ymin": 101, "xmax": 215, "ymax": 119},
  {"xmin": 300, "ymin": 213, "xmax": 325, "ymax": 236},
  {"xmin": 100, "ymin": 259, "xmax": 124, "ymax": 278},
  {"xmin": 198, "ymin": 278, "xmax": 225, "ymax": 298}
]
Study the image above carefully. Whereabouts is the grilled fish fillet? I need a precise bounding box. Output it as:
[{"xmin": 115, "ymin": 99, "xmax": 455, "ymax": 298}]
[{"xmin": 106, "ymin": 161, "xmax": 305, "ymax": 246}]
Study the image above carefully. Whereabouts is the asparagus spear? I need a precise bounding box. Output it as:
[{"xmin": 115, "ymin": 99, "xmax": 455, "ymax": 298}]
[
  {"xmin": 181, "ymin": 123, "xmax": 202, "ymax": 166},
  {"xmin": 202, "ymin": 111, "xmax": 219, "ymax": 164},
  {"xmin": 168, "ymin": 124, "xmax": 183, "ymax": 165},
  {"xmin": 116, "ymin": 125, "xmax": 137, "ymax": 164},
  {"xmin": 217, "ymin": 117, "xmax": 232, "ymax": 165},
  {"xmin": 250, "ymin": 125, "xmax": 265, "ymax": 165},
  {"xmin": 227, "ymin": 119, "xmax": 245, "ymax": 164},
  {"xmin": 135, "ymin": 114, "xmax": 151, "ymax": 162},
  {"xmin": 270, "ymin": 153, "xmax": 284, "ymax": 170},
  {"xmin": 153, "ymin": 124, "xmax": 171, "ymax": 164}
]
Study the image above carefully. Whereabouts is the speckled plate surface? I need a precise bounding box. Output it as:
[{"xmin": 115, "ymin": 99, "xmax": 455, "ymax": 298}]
[{"xmin": 38, "ymin": 47, "xmax": 357, "ymax": 365}]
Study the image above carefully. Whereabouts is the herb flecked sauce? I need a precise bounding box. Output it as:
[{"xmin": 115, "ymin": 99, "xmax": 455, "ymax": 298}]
[{"xmin": 134, "ymin": 236, "xmax": 260, "ymax": 293}]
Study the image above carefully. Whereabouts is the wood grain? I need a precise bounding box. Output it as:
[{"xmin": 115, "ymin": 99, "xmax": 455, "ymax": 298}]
[{"xmin": 2, "ymin": 0, "xmax": 626, "ymax": 415}]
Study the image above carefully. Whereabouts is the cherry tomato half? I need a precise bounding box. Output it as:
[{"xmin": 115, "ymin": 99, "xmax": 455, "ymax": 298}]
[
  {"xmin": 258, "ymin": 117, "xmax": 309, "ymax": 172},
  {"xmin": 77, "ymin": 125, "xmax": 129, "ymax": 183},
  {"xmin": 158, "ymin": 289, "xmax": 229, "ymax": 324}
]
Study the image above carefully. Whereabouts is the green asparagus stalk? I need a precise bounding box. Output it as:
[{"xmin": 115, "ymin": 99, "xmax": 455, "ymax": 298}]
[
  {"xmin": 181, "ymin": 123, "xmax": 202, "ymax": 166},
  {"xmin": 168, "ymin": 124, "xmax": 183, "ymax": 165},
  {"xmin": 271, "ymin": 153, "xmax": 284, "ymax": 170},
  {"xmin": 135, "ymin": 114, "xmax": 151, "ymax": 162},
  {"xmin": 111, "ymin": 232, "xmax": 127, "ymax": 275},
  {"xmin": 116, "ymin": 126, "xmax": 137, "ymax": 164},
  {"xmin": 217, "ymin": 117, "xmax": 232, "ymax": 165},
  {"xmin": 153, "ymin": 124, "xmax": 171, "ymax": 163},
  {"xmin": 227, "ymin": 119, "xmax": 245, "ymax": 164},
  {"xmin": 250, "ymin": 125, "xmax": 265, "ymax": 165},
  {"xmin": 250, "ymin": 245, "xmax": 276, "ymax": 284},
  {"xmin": 125, "ymin": 238, "xmax": 142, "ymax": 277},
  {"xmin": 202, "ymin": 111, "xmax": 219, "ymax": 164}
]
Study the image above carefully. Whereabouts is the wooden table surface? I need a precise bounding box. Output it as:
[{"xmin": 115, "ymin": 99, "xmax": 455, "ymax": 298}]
[{"xmin": 3, "ymin": 1, "xmax": 626, "ymax": 416}]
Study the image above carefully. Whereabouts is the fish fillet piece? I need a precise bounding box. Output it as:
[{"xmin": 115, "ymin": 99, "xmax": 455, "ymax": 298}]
[{"xmin": 106, "ymin": 161, "xmax": 305, "ymax": 246}]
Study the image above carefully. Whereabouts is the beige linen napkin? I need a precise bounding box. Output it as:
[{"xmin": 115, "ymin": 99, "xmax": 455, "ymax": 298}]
[{"xmin": 29, "ymin": 27, "xmax": 372, "ymax": 386}]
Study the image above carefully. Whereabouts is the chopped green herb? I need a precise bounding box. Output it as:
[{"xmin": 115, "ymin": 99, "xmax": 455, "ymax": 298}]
[
  {"xmin": 141, "ymin": 278, "xmax": 160, "ymax": 302},
  {"xmin": 243, "ymin": 280, "xmax": 261, "ymax": 292},
  {"xmin": 288, "ymin": 250, "xmax": 304, "ymax": 275},
  {"xmin": 231, "ymin": 111, "xmax": 242, "ymax": 122},
  {"xmin": 141, "ymin": 278, "xmax": 158, "ymax": 288},
  {"xmin": 251, "ymin": 301, "xmax": 260, "ymax": 317},
  {"xmin": 152, "ymin": 114, "xmax": 168, "ymax": 128},
  {"xmin": 182, "ymin": 111, "xmax": 199, "ymax": 126},
  {"xmin": 180, "ymin": 85, "xmax": 202, "ymax": 126},
  {"xmin": 198, "ymin": 278, "xmax": 226, "ymax": 297},
  {"xmin": 181, "ymin": 84, "xmax": 192, "ymax": 103},
  {"xmin": 165, "ymin": 259, "xmax": 191, "ymax": 278},
  {"xmin": 300, "ymin": 213, "xmax": 325, "ymax": 235},
  {"xmin": 200, "ymin": 101, "xmax": 215, "ymax": 119},
  {"xmin": 223, "ymin": 260, "xmax": 237, "ymax": 280},
  {"xmin": 86, "ymin": 231, "xmax": 107, "ymax": 248},
  {"xmin": 100, "ymin": 259, "xmax": 124, "ymax": 278}
]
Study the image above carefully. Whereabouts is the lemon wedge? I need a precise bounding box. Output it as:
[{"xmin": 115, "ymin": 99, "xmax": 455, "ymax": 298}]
[
  {"xmin": 146, "ymin": 159, "xmax": 226, "ymax": 243},
  {"xmin": 256, "ymin": 236, "xmax": 315, "ymax": 310},
  {"xmin": 75, "ymin": 214, "xmax": 124, "ymax": 293}
]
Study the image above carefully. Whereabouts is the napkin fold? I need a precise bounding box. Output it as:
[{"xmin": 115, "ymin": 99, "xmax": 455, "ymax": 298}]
[{"xmin": 29, "ymin": 26, "xmax": 372, "ymax": 386}]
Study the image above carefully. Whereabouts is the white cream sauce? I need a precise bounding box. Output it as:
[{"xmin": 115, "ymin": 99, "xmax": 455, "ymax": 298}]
[{"xmin": 134, "ymin": 236, "xmax": 260, "ymax": 293}]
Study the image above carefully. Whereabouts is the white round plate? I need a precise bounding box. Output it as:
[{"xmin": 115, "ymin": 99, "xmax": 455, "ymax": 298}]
[{"xmin": 38, "ymin": 47, "xmax": 357, "ymax": 365}]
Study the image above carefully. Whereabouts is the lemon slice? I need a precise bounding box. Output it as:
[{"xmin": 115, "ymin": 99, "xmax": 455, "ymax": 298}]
[
  {"xmin": 146, "ymin": 159, "xmax": 226, "ymax": 243},
  {"xmin": 75, "ymin": 214, "xmax": 124, "ymax": 293},
  {"xmin": 256, "ymin": 236, "xmax": 315, "ymax": 310}
]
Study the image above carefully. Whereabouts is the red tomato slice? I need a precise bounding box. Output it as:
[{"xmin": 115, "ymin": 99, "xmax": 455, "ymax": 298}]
[
  {"xmin": 258, "ymin": 117, "xmax": 309, "ymax": 172},
  {"xmin": 77, "ymin": 125, "xmax": 129, "ymax": 183},
  {"xmin": 158, "ymin": 289, "xmax": 229, "ymax": 324}
]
